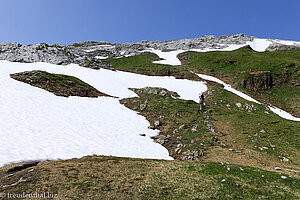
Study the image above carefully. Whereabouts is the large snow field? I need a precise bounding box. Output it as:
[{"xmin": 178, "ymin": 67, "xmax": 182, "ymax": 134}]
[
  {"xmin": 0, "ymin": 61, "xmax": 207, "ymax": 102},
  {"xmin": 0, "ymin": 60, "xmax": 208, "ymax": 167},
  {"xmin": 0, "ymin": 37, "xmax": 299, "ymax": 167}
]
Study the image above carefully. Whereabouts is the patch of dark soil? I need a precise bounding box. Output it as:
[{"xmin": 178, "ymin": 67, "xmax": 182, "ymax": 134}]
[{"xmin": 7, "ymin": 162, "xmax": 39, "ymax": 173}]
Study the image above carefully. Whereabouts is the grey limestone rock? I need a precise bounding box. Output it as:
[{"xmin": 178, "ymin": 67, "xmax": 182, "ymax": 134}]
[{"xmin": 1, "ymin": 34, "xmax": 298, "ymax": 71}]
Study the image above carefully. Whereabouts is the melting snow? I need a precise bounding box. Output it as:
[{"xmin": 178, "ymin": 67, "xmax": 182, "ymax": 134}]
[
  {"xmin": 147, "ymin": 49, "xmax": 185, "ymax": 66},
  {"xmin": 195, "ymin": 73, "xmax": 300, "ymax": 121},
  {"xmin": 1, "ymin": 37, "xmax": 299, "ymax": 167},
  {"xmin": 0, "ymin": 60, "xmax": 208, "ymax": 167},
  {"xmin": 145, "ymin": 40, "xmax": 300, "ymax": 121},
  {"xmin": 144, "ymin": 39, "xmax": 275, "ymax": 66},
  {"xmin": 272, "ymin": 39, "xmax": 300, "ymax": 46},
  {"xmin": 196, "ymin": 73, "xmax": 260, "ymax": 104},
  {"xmin": 249, "ymin": 39, "xmax": 272, "ymax": 52},
  {"xmin": 83, "ymin": 49, "xmax": 98, "ymax": 53}
]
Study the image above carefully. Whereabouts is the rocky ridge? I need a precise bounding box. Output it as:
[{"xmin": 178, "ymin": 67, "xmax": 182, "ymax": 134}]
[{"xmin": 2, "ymin": 34, "xmax": 299, "ymax": 70}]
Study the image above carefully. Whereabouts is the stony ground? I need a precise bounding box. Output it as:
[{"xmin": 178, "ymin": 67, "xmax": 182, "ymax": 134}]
[{"xmin": 120, "ymin": 85, "xmax": 300, "ymax": 177}]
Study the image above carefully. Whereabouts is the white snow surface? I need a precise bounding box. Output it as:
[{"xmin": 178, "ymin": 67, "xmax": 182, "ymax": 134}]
[
  {"xmin": 95, "ymin": 56, "xmax": 108, "ymax": 59},
  {"xmin": 272, "ymin": 39, "xmax": 300, "ymax": 46},
  {"xmin": 0, "ymin": 60, "xmax": 208, "ymax": 167},
  {"xmin": 1, "ymin": 36, "xmax": 300, "ymax": 167},
  {"xmin": 144, "ymin": 40, "xmax": 300, "ymax": 121},
  {"xmin": 147, "ymin": 49, "xmax": 185, "ymax": 66},
  {"xmin": 196, "ymin": 73, "xmax": 300, "ymax": 122},
  {"xmin": 145, "ymin": 39, "xmax": 274, "ymax": 67},
  {"xmin": 249, "ymin": 39, "xmax": 272, "ymax": 52},
  {"xmin": 268, "ymin": 106, "xmax": 300, "ymax": 122},
  {"xmin": 83, "ymin": 49, "xmax": 98, "ymax": 53},
  {"xmin": 196, "ymin": 73, "xmax": 260, "ymax": 104}
]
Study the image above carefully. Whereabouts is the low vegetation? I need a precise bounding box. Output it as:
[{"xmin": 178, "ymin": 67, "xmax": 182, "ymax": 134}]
[
  {"xmin": 103, "ymin": 47, "xmax": 299, "ymax": 116},
  {"xmin": 104, "ymin": 53, "xmax": 200, "ymax": 80},
  {"xmin": 121, "ymin": 85, "xmax": 300, "ymax": 174},
  {"xmin": 203, "ymin": 85, "xmax": 300, "ymax": 172},
  {"xmin": 121, "ymin": 87, "xmax": 214, "ymax": 161},
  {"xmin": 10, "ymin": 70, "xmax": 109, "ymax": 97},
  {"xmin": 0, "ymin": 156, "xmax": 299, "ymax": 200},
  {"xmin": 2, "ymin": 47, "xmax": 299, "ymax": 199},
  {"xmin": 178, "ymin": 46, "xmax": 300, "ymax": 117}
]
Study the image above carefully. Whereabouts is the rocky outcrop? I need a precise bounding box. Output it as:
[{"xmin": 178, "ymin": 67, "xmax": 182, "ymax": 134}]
[
  {"xmin": 0, "ymin": 42, "xmax": 72, "ymax": 65},
  {"xmin": 1, "ymin": 34, "xmax": 299, "ymax": 71},
  {"xmin": 0, "ymin": 34, "xmax": 255, "ymax": 70},
  {"xmin": 241, "ymin": 71, "xmax": 273, "ymax": 91},
  {"xmin": 139, "ymin": 33, "xmax": 254, "ymax": 51},
  {"xmin": 266, "ymin": 43, "xmax": 300, "ymax": 51},
  {"xmin": 0, "ymin": 42, "xmax": 114, "ymax": 70},
  {"xmin": 130, "ymin": 87, "xmax": 180, "ymax": 98}
]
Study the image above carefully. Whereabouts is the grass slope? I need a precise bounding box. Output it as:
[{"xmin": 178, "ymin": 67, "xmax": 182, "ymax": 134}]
[
  {"xmin": 120, "ymin": 85, "xmax": 300, "ymax": 173},
  {"xmin": 120, "ymin": 87, "xmax": 214, "ymax": 161},
  {"xmin": 0, "ymin": 156, "xmax": 299, "ymax": 200},
  {"xmin": 103, "ymin": 48, "xmax": 299, "ymax": 116},
  {"xmin": 178, "ymin": 47, "xmax": 300, "ymax": 117},
  {"xmin": 10, "ymin": 70, "xmax": 109, "ymax": 97},
  {"xmin": 2, "ymin": 49, "xmax": 299, "ymax": 199},
  {"xmin": 104, "ymin": 53, "xmax": 200, "ymax": 80},
  {"xmin": 203, "ymin": 85, "xmax": 300, "ymax": 171}
]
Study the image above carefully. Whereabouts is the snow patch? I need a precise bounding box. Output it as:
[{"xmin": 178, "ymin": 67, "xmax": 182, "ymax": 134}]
[
  {"xmin": 196, "ymin": 73, "xmax": 260, "ymax": 104},
  {"xmin": 145, "ymin": 48, "xmax": 185, "ymax": 66},
  {"xmin": 195, "ymin": 73, "xmax": 300, "ymax": 122},
  {"xmin": 268, "ymin": 106, "xmax": 300, "ymax": 122},
  {"xmin": 272, "ymin": 39, "xmax": 300, "ymax": 46},
  {"xmin": 146, "ymin": 40, "xmax": 299, "ymax": 121},
  {"xmin": 0, "ymin": 60, "xmax": 209, "ymax": 167},
  {"xmin": 144, "ymin": 39, "xmax": 274, "ymax": 66},
  {"xmin": 84, "ymin": 49, "xmax": 97, "ymax": 53},
  {"xmin": 250, "ymin": 39, "xmax": 272, "ymax": 52},
  {"xmin": 95, "ymin": 56, "xmax": 108, "ymax": 59}
]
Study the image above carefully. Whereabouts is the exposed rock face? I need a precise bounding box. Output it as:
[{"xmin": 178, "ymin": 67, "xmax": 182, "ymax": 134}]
[
  {"xmin": 130, "ymin": 87, "xmax": 180, "ymax": 98},
  {"xmin": 140, "ymin": 33, "xmax": 254, "ymax": 51},
  {"xmin": 0, "ymin": 42, "xmax": 114, "ymax": 70},
  {"xmin": 241, "ymin": 71, "xmax": 273, "ymax": 91},
  {"xmin": 0, "ymin": 42, "xmax": 72, "ymax": 65},
  {"xmin": 266, "ymin": 43, "xmax": 300, "ymax": 51},
  {"xmin": 1, "ymin": 34, "xmax": 299, "ymax": 71},
  {"xmin": 0, "ymin": 34, "xmax": 255, "ymax": 70}
]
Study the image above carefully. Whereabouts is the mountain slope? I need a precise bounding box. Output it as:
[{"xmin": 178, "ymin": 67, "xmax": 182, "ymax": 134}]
[
  {"xmin": 0, "ymin": 34, "xmax": 299, "ymax": 199},
  {"xmin": 0, "ymin": 156, "xmax": 299, "ymax": 200},
  {"xmin": 178, "ymin": 46, "xmax": 300, "ymax": 117}
]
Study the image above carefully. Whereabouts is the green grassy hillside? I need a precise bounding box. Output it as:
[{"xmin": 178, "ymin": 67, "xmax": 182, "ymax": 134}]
[
  {"xmin": 103, "ymin": 48, "xmax": 300, "ymax": 116},
  {"xmin": 104, "ymin": 53, "xmax": 200, "ymax": 80},
  {"xmin": 0, "ymin": 156, "xmax": 299, "ymax": 200},
  {"xmin": 178, "ymin": 47, "xmax": 300, "ymax": 117},
  {"xmin": 10, "ymin": 70, "xmax": 109, "ymax": 97},
  {"xmin": 1, "ymin": 48, "xmax": 299, "ymax": 199},
  {"xmin": 120, "ymin": 85, "xmax": 300, "ymax": 172}
]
